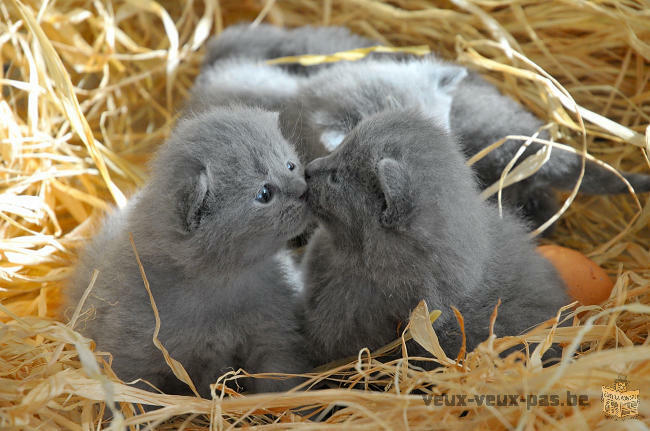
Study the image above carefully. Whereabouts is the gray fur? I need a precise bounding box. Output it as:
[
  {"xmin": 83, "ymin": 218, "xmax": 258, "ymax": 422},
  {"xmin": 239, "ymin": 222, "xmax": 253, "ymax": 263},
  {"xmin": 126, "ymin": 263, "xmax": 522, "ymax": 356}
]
[
  {"xmin": 186, "ymin": 24, "xmax": 376, "ymax": 117},
  {"xmin": 185, "ymin": 58, "xmax": 305, "ymax": 114},
  {"xmin": 203, "ymin": 23, "xmax": 376, "ymax": 75},
  {"xmin": 281, "ymin": 57, "xmax": 650, "ymax": 230},
  {"xmin": 279, "ymin": 58, "xmax": 468, "ymax": 165},
  {"xmin": 65, "ymin": 107, "xmax": 310, "ymax": 396},
  {"xmin": 301, "ymin": 109, "xmax": 570, "ymax": 365}
]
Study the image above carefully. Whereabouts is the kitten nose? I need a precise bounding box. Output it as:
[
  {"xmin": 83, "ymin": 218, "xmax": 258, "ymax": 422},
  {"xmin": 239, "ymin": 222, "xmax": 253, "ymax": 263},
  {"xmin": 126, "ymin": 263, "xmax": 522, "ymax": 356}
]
[{"xmin": 290, "ymin": 178, "xmax": 308, "ymax": 199}]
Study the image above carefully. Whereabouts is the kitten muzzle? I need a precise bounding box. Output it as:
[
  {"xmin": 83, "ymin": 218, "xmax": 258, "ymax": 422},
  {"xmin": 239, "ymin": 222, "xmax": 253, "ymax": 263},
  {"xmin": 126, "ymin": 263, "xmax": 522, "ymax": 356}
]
[{"xmin": 289, "ymin": 178, "xmax": 308, "ymax": 200}]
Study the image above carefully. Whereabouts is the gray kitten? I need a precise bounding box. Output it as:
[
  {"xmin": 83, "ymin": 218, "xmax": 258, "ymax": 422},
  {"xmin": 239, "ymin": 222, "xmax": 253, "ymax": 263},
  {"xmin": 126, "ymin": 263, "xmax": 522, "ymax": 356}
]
[
  {"xmin": 66, "ymin": 107, "xmax": 310, "ymax": 396},
  {"xmin": 203, "ymin": 23, "xmax": 376, "ymax": 75},
  {"xmin": 186, "ymin": 23, "xmax": 381, "ymax": 115},
  {"xmin": 280, "ymin": 57, "xmax": 650, "ymax": 230},
  {"xmin": 301, "ymin": 107, "xmax": 570, "ymax": 366}
]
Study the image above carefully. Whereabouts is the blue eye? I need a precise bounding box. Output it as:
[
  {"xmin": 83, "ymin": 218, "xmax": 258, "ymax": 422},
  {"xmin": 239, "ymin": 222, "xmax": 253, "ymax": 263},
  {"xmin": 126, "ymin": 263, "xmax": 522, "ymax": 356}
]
[
  {"xmin": 287, "ymin": 161, "xmax": 296, "ymax": 171},
  {"xmin": 255, "ymin": 185, "xmax": 272, "ymax": 203}
]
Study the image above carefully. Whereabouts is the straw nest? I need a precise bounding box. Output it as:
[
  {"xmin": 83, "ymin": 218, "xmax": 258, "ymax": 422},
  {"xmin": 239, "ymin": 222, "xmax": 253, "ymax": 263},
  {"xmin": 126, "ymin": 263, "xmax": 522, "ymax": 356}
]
[{"xmin": 1, "ymin": 0, "xmax": 649, "ymax": 429}]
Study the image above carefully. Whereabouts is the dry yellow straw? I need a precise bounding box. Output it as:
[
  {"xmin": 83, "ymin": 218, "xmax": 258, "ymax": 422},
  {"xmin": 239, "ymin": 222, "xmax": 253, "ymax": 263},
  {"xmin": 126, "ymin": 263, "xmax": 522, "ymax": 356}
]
[{"xmin": 266, "ymin": 44, "xmax": 430, "ymax": 65}]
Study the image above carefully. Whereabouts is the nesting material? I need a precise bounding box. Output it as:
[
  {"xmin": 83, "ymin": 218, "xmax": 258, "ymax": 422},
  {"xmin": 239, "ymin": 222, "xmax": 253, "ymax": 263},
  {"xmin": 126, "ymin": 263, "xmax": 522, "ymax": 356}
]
[{"xmin": 1, "ymin": 0, "xmax": 649, "ymax": 429}]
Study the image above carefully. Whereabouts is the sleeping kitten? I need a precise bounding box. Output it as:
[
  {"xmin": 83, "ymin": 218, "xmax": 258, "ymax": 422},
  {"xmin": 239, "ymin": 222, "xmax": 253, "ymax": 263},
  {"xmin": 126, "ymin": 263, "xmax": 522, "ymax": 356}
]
[
  {"xmin": 301, "ymin": 107, "xmax": 570, "ymax": 366},
  {"xmin": 203, "ymin": 23, "xmax": 376, "ymax": 75},
  {"xmin": 280, "ymin": 57, "xmax": 650, "ymax": 230},
  {"xmin": 66, "ymin": 107, "xmax": 310, "ymax": 396}
]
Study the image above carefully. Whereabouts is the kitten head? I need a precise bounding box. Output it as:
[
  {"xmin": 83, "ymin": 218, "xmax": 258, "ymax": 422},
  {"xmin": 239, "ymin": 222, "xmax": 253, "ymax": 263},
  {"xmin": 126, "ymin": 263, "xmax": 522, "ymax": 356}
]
[
  {"xmin": 145, "ymin": 107, "xmax": 308, "ymax": 272},
  {"xmin": 304, "ymin": 108, "xmax": 484, "ymax": 247}
]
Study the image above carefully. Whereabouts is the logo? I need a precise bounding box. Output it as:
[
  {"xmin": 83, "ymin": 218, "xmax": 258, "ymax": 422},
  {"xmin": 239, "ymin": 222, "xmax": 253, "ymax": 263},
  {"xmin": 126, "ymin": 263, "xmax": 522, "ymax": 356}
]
[{"xmin": 602, "ymin": 376, "xmax": 639, "ymax": 419}]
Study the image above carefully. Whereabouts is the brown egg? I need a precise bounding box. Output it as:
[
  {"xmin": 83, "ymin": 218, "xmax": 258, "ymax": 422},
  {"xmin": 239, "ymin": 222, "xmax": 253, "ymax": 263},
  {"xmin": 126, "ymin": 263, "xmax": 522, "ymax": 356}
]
[{"xmin": 537, "ymin": 245, "xmax": 614, "ymax": 306}]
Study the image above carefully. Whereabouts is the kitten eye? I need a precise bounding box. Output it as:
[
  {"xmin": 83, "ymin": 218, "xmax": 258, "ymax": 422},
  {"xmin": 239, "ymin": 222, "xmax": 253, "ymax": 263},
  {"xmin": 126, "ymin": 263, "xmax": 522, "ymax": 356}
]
[
  {"xmin": 287, "ymin": 161, "xmax": 296, "ymax": 171},
  {"xmin": 328, "ymin": 170, "xmax": 339, "ymax": 185},
  {"xmin": 255, "ymin": 184, "xmax": 273, "ymax": 203}
]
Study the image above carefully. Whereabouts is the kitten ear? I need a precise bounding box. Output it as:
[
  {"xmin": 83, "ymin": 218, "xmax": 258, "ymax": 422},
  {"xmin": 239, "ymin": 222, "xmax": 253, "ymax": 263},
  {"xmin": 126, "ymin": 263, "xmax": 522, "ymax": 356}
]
[
  {"xmin": 377, "ymin": 158, "xmax": 414, "ymax": 228},
  {"xmin": 432, "ymin": 64, "xmax": 468, "ymax": 93},
  {"xmin": 320, "ymin": 129, "xmax": 346, "ymax": 151},
  {"xmin": 425, "ymin": 64, "xmax": 467, "ymax": 132},
  {"xmin": 312, "ymin": 110, "xmax": 346, "ymax": 151},
  {"xmin": 178, "ymin": 168, "xmax": 211, "ymax": 232}
]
